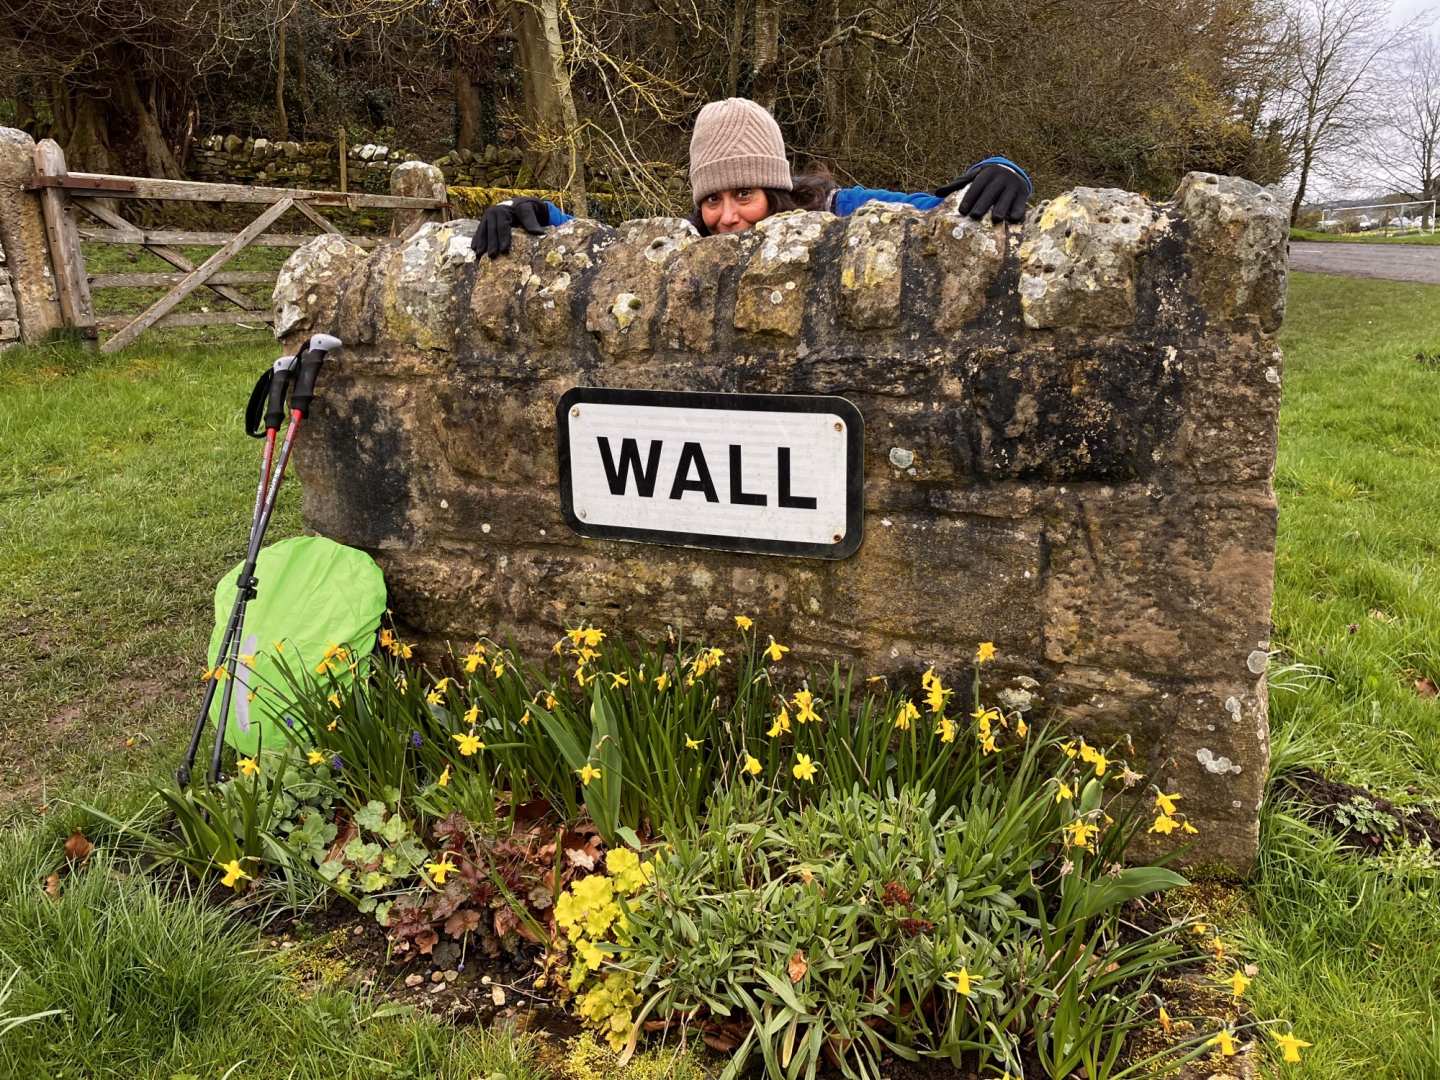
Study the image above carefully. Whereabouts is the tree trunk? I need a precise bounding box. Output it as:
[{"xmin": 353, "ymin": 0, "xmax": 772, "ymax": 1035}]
[
  {"xmin": 276, "ymin": 13, "xmax": 290, "ymax": 141},
  {"xmin": 751, "ymin": 0, "xmax": 780, "ymax": 110},
  {"xmin": 510, "ymin": 0, "xmax": 587, "ymax": 213},
  {"xmin": 116, "ymin": 71, "xmax": 183, "ymax": 179},
  {"xmin": 453, "ymin": 57, "xmax": 482, "ymax": 150},
  {"xmin": 295, "ymin": 22, "xmax": 308, "ymax": 131},
  {"xmin": 726, "ymin": 3, "xmax": 746, "ymax": 98},
  {"xmin": 1289, "ymin": 148, "xmax": 1313, "ymax": 225},
  {"xmin": 64, "ymin": 93, "xmax": 114, "ymax": 174}
]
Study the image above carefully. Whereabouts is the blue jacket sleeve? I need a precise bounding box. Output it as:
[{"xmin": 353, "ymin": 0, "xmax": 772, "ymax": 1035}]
[
  {"xmin": 832, "ymin": 187, "xmax": 944, "ymax": 217},
  {"xmin": 543, "ymin": 200, "xmax": 573, "ymax": 226}
]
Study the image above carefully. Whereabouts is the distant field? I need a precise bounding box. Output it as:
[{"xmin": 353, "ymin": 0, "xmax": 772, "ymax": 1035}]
[{"xmin": 1291, "ymin": 228, "xmax": 1440, "ymax": 246}]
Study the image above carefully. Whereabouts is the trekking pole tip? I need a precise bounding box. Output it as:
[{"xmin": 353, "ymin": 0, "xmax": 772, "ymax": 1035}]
[{"xmin": 307, "ymin": 333, "xmax": 343, "ymax": 353}]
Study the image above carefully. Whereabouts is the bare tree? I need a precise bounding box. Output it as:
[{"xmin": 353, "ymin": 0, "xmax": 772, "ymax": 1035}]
[
  {"xmin": 1273, "ymin": 0, "xmax": 1417, "ymax": 223},
  {"xmin": 1372, "ymin": 33, "xmax": 1440, "ymax": 213}
]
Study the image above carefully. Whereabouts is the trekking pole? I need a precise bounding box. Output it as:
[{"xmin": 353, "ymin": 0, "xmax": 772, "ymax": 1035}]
[
  {"xmin": 177, "ymin": 334, "xmax": 342, "ymax": 787},
  {"xmin": 204, "ymin": 334, "xmax": 342, "ymax": 785}
]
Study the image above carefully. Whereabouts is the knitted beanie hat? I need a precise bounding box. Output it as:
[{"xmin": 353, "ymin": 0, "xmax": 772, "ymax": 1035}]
[{"xmin": 689, "ymin": 98, "xmax": 793, "ymax": 205}]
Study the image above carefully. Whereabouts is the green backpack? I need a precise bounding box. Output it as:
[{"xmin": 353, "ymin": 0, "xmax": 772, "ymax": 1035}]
[{"xmin": 206, "ymin": 535, "xmax": 387, "ymax": 755}]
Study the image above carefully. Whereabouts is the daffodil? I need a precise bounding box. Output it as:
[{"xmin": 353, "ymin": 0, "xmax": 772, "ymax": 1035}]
[
  {"xmin": 307, "ymin": 750, "xmax": 326, "ymax": 766},
  {"xmin": 238, "ymin": 653, "xmax": 255, "ymax": 667},
  {"xmin": 492, "ymin": 659, "xmax": 506, "ymax": 678},
  {"xmin": 791, "ymin": 689, "xmax": 820, "ymax": 724},
  {"xmin": 1273, "ymin": 1031, "xmax": 1312, "ymax": 1064},
  {"xmin": 464, "ymin": 704, "xmax": 480, "ymax": 725},
  {"xmin": 463, "ymin": 651, "xmax": 484, "ymax": 673},
  {"xmin": 433, "ymin": 677, "xmax": 453, "ymax": 692},
  {"xmin": 734, "ymin": 615, "xmax": 753, "ymax": 631},
  {"xmin": 743, "ymin": 754, "xmax": 762, "ymax": 776},
  {"xmin": 610, "ymin": 672, "xmax": 629, "ymax": 688},
  {"xmin": 1055, "ymin": 779, "xmax": 1074, "ymax": 802},
  {"xmin": 327, "ymin": 691, "xmax": 342, "ymax": 708},
  {"xmin": 578, "ymin": 763, "xmax": 602, "ymax": 786},
  {"xmin": 979, "ymin": 732, "xmax": 998, "ymax": 755},
  {"xmin": 768, "ymin": 706, "xmax": 792, "ymax": 738},
  {"xmin": 685, "ymin": 735, "xmax": 701, "ymax": 750},
  {"xmin": 976, "ymin": 641, "xmax": 997, "ymax": 663},
  {"xmin": 923, "ymin": 669, "xmax": 951, "ymax": 714},
  {"xmin": 1209, "ymin": 1029, "xmax": 1237, "ymax": 1056},
  {"xmin": 454, "ymin": 731, "xmax": 483, "ymax": 756},
  {"xmin": 1079, "ymin": 740, "xmax": 1110, "ymax": 776},
  {"xmin": 426, "ymin": 689, "xmax": 443, "ymax": 705},
  {"xmin": 764, "ymin": 637, "xmax": 790, "ymax": 663},
  {"xmin": 944, "ymin": 967, "xmax": 974, "ymax": 995},
  {"xmin": 895, "ymin": 699, "xmax": 920, "ymax": 731},
  {"xmin": 237, "ymin": 756, "xmax": 259, "ymax": 777},
  {"xmin": 1149, "ymin": 814, "xmax": 1180, "ymax": 835},
  {"xmin": 936, "ymin": 716, "xmax": 957, "ymax": 743},
  {"xmin": 437, "ymin": 764, "xmax": 451, "ymax": 787},
  {"xmin": 1063, "ymin": 819, "xmax": 1099, "ymax": 850},
  {"xmin": 1158, "ymin": 1006, "xmax": 1173, "ymax": 1035},
  {"xmin": 379, "ymin": 628, "xmax": 395, "ymax": 649},
  {"xmin": 1015, "ymin": 716, "xmax": 1029, "ymax": 738},
  {"xmin": 1227, "ymin": 970, "xmax": 1250, "ymax": 999},
  {"xmin": 427, "ymin": 858, "xmax": 457, "ymax": 885},
  {"xmin": 219, "ymin": 858, "xmax": 251, "ymax": 889},
  {"xmin": 792, "ymin": 753, "xmax": 818, "ymax": 782},
  {"xmin": 653, "ymin": 672, "xmax": 670, "ymax": 692},
  {"xmin": 1154, "ymin": 790, "xmax": 1182, "ymax": 816},
  {"xmin": 544, "ymin": 692, "xmax": 557, "ymax": 709},
  {"xmin": 326, "ymin": 719, "xmax": 338, "ymax": 732}
]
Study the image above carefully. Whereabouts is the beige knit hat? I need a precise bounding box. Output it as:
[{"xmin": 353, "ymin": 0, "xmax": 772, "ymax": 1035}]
[{"xmin": 689, "ymin": 98, "xmax": 793, "ymax": 205}]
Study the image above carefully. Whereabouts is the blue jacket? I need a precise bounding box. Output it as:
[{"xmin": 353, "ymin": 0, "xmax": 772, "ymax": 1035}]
[{"xmin": 542, "ymin": 156, "xmax": 1030, "ymax": 227}]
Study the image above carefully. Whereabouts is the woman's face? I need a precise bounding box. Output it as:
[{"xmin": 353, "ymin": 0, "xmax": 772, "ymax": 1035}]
[{"xmin": 700, "ymin": 188, "xmax": 769, "ymax": 233}]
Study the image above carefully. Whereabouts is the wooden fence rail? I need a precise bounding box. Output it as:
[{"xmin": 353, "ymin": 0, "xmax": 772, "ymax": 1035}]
[{"xmin": 23, "ymin": 138, "xmax": 448, "ymax": 353}]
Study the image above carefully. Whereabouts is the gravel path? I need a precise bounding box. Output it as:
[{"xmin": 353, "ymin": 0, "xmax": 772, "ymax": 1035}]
[{"xmin": 1289, "ymin": 241, "xmax": 1440, "ymax": 284}]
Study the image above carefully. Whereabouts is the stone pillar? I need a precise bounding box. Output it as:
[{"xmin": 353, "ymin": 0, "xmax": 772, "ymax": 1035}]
[
  {"xmin": 389, "ymin": 161, "xmax": 447, "ymax": 237},
  {"xmin": 0, "ymin": 128, "xmax": 63, "ymax": 343}
]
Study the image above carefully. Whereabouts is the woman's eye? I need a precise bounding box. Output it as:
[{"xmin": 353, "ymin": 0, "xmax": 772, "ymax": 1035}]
[{"xmin": 736, "ymin": 189, "xmax": 754, "ymax": 200}]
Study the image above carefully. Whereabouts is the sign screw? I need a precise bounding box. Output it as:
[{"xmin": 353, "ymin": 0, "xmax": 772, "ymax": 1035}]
[
  {"xmin": 571, "ymin": 406, "xmax": 581, "ymax": 417},
  {"xmin": 578, "ymin": 510, "xmax": 587, "ymax": 520},
  {"xmin": 832, "ymin": 533, "xmax": 843, "ymax": 543},
  {"xmin": 834, "ymin": 421, "xmax": 844, "ymax": 432}
]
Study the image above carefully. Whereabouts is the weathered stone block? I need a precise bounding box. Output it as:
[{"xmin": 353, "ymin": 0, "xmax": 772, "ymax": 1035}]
[{"xmin": 734, "ymin": 212, "xmax": 832, "ymax": 340}]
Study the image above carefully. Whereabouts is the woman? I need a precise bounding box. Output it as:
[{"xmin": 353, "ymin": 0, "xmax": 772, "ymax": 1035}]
[{"xmin": 473, "ymin": 97, "xmax": 1031, "ymax": 258}]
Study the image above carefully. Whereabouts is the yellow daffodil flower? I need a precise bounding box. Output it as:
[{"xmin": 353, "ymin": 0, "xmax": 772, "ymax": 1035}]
[
  {"xmin": 1158, "ymin": 1006, "xmax": 1173, "ymax": 1035},
  {"xmin": 434, "ymin": 677, "xmax": 453, "ymax": 692},
  {"xmin": 944, "ymin": 967, "xmax": 974, "ymax": 995},
  {"xmin": 734, "ymin": 615, "xmax": 752, "ymax": 631},
  {"xmin": 326, "ymin": 719, "xmax": 338, "ymax": 732},
  {"xmin": 454, "ymin": 731, "xmax": 482, "ymax": 756},
  {"xmin": 1079, "ymin": 740, "xmax": 1109, "ymax": 776},
  {"xmin": 979, "ymin": 732, "xmax": 998, "ymax": 755},
  {"xmin": 492, "ymin": 659, "xmax": 506, "ymax": 678},
  {"xmin": 976, "ymin": 641, "xmax": 997, "ymax": 663},
  {"xmin": 768, "ymin": 706, "xmax": 792, "ymax": 738},
  {"xmin": 1155, "ymin": 790, "xmax": 1182, "ymax": 816},
  {"xmin": 1209, "ymin": 1029, "xmax": 1237, "ymax": 1056},
  {"xmin": 578, "ymin": 763, "xmax": 602, "ymax": 786},
  {"xmin": 544, "ymin": 692, "xmax": 557, "ymax": 709},
  {"xmin": 427, "ymin": 859, "xmax": 457, "ymax": 885},
  {"xmin": 895, "ymin": 699, "xmax": 920, "ymax": 731},
  {"xmin": 743, "ymin": 754, "xmax": 762, "ymax": 776},
  {"xmin": 398, "ymin": 642, "xmax": 414, "ymax": 659},
  {"xmin": 791, "ymin": 689, "xmax": 819, "ymax": 724},
  {"xmin": 379, "ymin": 628, "xmax": 395, "ymax": 648},
  {"xmin": 792, "ymin": 753, "xmax": 818, "ymax": 782},
  {"xmin": 237, "ymin": 653, "xmax": 255, "ymax": 667},
  {"xmin": 237, "ymin": 757, "xmax": 259, "ymax": 778},
  {"xmin": 685, "ymin": 735, "xmax": 701, "ymax": 750},
  {"xmin": 764, "ymin": 637, "xmax": 790, "ymax": 663},
  {"xmin": 653, "ymin": 673, "xmax": 669, "ymax": 692},
  {"xmin": 219, "ymin": 858, "xmax": 251, "ymax": 889},
  {"xmin": 1150, "ymin": 814, "xmax": 1180, "ymax": 835},
  {"xmin": 610, "ymin": 672, "xmax": 628, "ymax": 688},
  {"xmin": 1063, "ymin": 819, "xmax": 1099, "ymax": 850},
  {"xmin": 936, "ymin": 716, "xmax": 957, "ymax": 743},
  {"xmin": 924, "ymin": 673, "xmax": 951, "ymax": 715},
  {"xmin": 327, "ymin": 691, "xmax": 342, "ymax": 708},
  {"xmin": 1273, "ymin": 1031, "xmax": 1312, "ymax": 1064},
  {"xmin": 464, "ymin": 704, "xmax": 480, "ymax": 725},
  {"xmin": 425, "ymin": 689, "xmax": 443, "ymax": 705},
  {"xmin": 463, "ymin": 652, "xmax": 482, "ymax": 673},
  {"xmin": 1227, "ymin": 970, "xmax": 1250, "ymax": 999},
  {"xmin": 1055, "ymin": 780, "xmax": 1074, "ymax": 802},
  {"xmin": 438, "ymin": 764, "xmax": 451, "ymax": 787},
  {"xmin": 1016, "ymin": 716, "xmax": 1029, "ymax": 738},
  {"xmin": 307, "ymin": 750, "xmax": 326, "ymax": 766}
]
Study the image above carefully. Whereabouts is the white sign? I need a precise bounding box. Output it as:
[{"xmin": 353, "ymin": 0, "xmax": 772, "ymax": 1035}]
[{"xmin": 557, "ymin": 388, "xmax": 863, "ymax": 558}]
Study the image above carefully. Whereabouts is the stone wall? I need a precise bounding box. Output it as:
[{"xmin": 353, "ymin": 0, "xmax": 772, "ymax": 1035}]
[
  {"xmin": 0, "ymin": 236, "xmax": 21, "ymax": 349},
  {"xmin": 271, "ymin": 172, "xmax": 1289, "ymax": 873}
]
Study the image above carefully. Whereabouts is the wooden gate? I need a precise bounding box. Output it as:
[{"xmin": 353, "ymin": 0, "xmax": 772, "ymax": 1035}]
[{"xmin": 26, "ymin": 139, "xmax": 448, "ymax": 354}]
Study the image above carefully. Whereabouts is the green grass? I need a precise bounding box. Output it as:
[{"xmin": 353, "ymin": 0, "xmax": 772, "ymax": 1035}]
[
  {"xmin": 1, "ymin": 272, "xmax": 1439, "ymax": 1075},
  {"xmin": 1291, "ymin": 227, "xmax": 1440, "ymax": 245}
]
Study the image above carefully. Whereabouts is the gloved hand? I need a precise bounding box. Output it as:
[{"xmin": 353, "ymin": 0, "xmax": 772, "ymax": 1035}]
[
  {"xmin": 472, "ymin": 197, "xmax": 551, "ymax": 258},
  {"xmin": 936, "ymin": 160, "xmax": 1031, "ymax": 224}
]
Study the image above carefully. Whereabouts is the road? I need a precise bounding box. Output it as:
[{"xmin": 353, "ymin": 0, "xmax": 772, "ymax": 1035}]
[{"xmin": 1288, "ymin": 241, "xmax": 1440, "ymax": 285}]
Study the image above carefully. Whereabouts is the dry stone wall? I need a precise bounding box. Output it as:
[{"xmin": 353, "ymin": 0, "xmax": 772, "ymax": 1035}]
[{"xmin": 272, "ymin": 172, "xmax": 1289, "ymax": 872}]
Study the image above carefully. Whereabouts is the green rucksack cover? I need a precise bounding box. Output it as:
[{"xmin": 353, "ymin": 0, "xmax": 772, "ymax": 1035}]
[{"xmin": 207, "ymin": 535, "xmax": 386, "ymax": 756}]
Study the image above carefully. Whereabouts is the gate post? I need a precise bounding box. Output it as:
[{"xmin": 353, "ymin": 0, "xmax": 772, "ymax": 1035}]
[
  {"xmin": 0, "ymin": 128, "xmax": 64, "ymax": 344},
  {"xmin": 390, "ymin": 161, "xmax": 447, "ymax": 238}
]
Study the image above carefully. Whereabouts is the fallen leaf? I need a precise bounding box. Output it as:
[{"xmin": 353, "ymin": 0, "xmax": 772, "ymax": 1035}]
[
  {"xmin": 444, "ymin": 908, "xmax": 481, "ymax": 938},
  {"xmin": 415, "ymin": 928, "xmax": 438, "ymax": 955},
  {"xmin": 1243, "ymin": 962, "xmax": 1259, "ymax": 977},
  {"xmin": 43, "ymin": 873, "xmax": 61, "ymax": 899},
  {"xmin": 63, "ymin": 831, "xmax": 94, "ymax": 863},
  {"xmin": 1416, "ymin": 677, "xmax": 1438, "ymax": 698},
  {"xmin": 788, "ymin": 949, "xmax": 808, "ymax": 983}
]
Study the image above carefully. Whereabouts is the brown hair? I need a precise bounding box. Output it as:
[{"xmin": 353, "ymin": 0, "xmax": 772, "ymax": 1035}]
[{"xmin": 688, "ymin": 168, "xmax": 839, "ymax": 237}]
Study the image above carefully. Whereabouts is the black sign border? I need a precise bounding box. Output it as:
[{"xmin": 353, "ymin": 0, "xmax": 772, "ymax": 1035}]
[{"xmin": 556, "ymin": 386, "xmax": 865, "ymax": 560}]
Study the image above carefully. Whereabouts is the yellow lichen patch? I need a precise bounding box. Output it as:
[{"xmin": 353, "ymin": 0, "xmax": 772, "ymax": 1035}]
[{"xmin": 553, "ymin": 1031, "xmax": 712, "ymax": 1080}]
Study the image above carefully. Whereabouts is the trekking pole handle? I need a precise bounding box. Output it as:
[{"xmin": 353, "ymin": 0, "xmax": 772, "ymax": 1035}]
[
  {"xmin": 290, "ymin": 334, "xmax": 342, "ymax": 418},
  {"xmin": 264, "ymin": 353, "xmax": 299, "ymax": 432}
]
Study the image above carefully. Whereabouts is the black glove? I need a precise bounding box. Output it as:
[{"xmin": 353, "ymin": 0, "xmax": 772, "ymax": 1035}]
[
  {"xmin": 936, "ymin": 163, "xmax": 1030, "ymax": 224},
  {"xmin": 472, "ymin": 197, "xmax": 551, "ymax": 258}
]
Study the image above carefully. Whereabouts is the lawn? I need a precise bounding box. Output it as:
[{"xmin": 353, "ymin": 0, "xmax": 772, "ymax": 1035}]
[
  {"xmin": 1290, "ymin": 227, "xmax": 1440, "ymax": 245},
  {"xmin": 1, "ymin": 271, "xmax": 1438, "ymax": 1076}
]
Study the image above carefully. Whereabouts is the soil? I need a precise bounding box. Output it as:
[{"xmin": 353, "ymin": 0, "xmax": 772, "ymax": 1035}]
[{"xmin": 1280, "ymin": 767, "xmax": 1440, "ymax": 854}]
